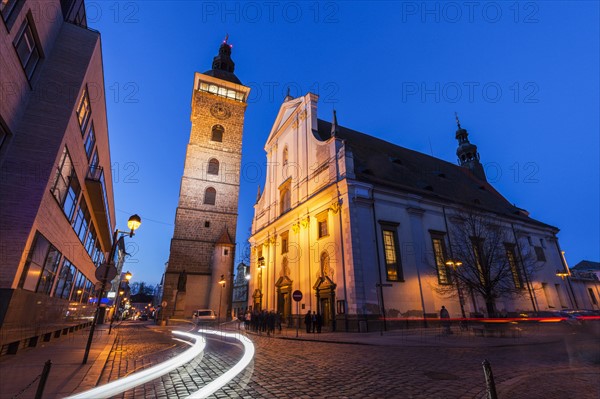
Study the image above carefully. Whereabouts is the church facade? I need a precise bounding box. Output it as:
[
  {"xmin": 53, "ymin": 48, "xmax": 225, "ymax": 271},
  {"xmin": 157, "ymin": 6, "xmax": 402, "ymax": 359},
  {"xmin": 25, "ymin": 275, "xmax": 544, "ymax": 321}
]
[
  {"xmin": 163, "ymin": 39, "xmax": 250, "ymax": 319},
  {"xmin": 248, "ymin": 93, "xmax": 573, "ymax": 331}
]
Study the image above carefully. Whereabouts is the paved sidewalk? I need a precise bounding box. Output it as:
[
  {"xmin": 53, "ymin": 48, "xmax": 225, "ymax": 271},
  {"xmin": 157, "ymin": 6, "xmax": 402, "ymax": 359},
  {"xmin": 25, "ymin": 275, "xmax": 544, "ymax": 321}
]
[{"xmin": 0, "ymin": 324, "xmax": 116, "ymax": 399}]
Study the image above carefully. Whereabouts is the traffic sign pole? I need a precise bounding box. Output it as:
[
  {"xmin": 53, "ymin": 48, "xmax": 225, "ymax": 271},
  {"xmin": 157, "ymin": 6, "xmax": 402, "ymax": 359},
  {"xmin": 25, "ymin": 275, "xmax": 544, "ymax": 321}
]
[{"xmin": 292, "ymin": 290, "xmax": 303, "ymax": 338}]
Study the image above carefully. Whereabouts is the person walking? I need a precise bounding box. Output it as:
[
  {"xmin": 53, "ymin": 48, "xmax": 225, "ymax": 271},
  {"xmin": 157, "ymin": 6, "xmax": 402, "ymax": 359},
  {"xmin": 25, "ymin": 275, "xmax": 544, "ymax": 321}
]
[
  {"xmin": 311, "ymin": 311, "xmax": 317, "ymax": 333},
  {"xmin": 304, "ymin": 310, "xmax": 312, "ymax": 333},
  {"xmin": 440, "ymin": 305, "xmax": 452, "ymax": 334}
]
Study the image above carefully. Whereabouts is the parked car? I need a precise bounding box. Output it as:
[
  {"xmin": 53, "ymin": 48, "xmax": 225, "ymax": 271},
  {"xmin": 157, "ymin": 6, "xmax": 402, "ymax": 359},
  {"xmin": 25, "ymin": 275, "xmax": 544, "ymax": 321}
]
[
  {"xmin": 192, "ymin": 309, "xmax": 217, "ymax": 323},
  {"xmin": 139, "ymin": 314, "xmax": 149, "ymax": 321}
]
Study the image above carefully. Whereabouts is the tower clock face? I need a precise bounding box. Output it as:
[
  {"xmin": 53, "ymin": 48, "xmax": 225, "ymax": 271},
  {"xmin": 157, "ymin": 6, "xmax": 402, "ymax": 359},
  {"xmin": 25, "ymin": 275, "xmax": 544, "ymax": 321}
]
[{"xmin": 210, "ymin": 103, "xmax": 231, "ymax": 120}]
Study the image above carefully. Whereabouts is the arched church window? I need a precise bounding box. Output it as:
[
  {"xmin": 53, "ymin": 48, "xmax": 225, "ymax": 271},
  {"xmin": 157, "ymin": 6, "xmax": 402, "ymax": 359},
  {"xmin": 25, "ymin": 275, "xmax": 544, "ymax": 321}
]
[
  {"xmin": 320, "ymin": 251, "xmax": 330, "ymax": 277},
  {"xmin": 211, "ymin": 125, "xmax": 224, "ymax": 142},
  {"xmin": 280, "ymin": 187, "xmax": 291, "ymax": 215},
  {"xmin": 204, "ymin": 187, "xmax": 216, "ymax": 205},
  {"xmin": 208, "ymin": 158, "xmax": 219, "ymax": 175}
]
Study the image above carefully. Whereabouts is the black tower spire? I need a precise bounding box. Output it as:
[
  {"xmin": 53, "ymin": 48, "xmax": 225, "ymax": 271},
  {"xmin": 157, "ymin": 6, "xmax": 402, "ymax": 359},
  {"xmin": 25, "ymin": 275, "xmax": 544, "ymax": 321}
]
[
  {"xmin": 454, "ymin": 113, "xmax": 486, "ymax": 182},
  {"xmin": 204, "ymin": 35, "xmax": 242, "ymax": 84}
]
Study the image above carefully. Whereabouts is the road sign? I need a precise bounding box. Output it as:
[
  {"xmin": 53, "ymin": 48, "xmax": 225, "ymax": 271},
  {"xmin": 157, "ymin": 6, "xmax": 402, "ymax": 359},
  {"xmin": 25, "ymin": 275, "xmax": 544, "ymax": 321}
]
[
  {"xmin": 292, "ymin": 290, "xmax": 303, "ymax": 302},
  {"xmin": 95, "ymin": 264, "xmax": 117, "ymax": 283}
]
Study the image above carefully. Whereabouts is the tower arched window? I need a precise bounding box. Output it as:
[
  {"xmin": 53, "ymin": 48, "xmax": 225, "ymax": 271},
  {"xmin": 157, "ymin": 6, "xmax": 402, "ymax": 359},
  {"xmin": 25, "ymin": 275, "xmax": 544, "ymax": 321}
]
[
  {"xmin": 207, "ymin": 158, "xmax": 219, "ymax": 175},
  {"xmin": 204, "ymin": 187, "xmax": 216, "ymax": 205},
  {"xmin": 280, "ymin": 187, "xmax": 291, "ymax": 215},
  {"xmin": 211, "ymin": 125, "xmax": 224, "ymax": 142},
  {"xmin": 282, "ymin": 146, "xmax": 288, "ymax": 166},
  {"xmin": 320, "ymin": 251, "xmax": 330, "ymax": 277}
]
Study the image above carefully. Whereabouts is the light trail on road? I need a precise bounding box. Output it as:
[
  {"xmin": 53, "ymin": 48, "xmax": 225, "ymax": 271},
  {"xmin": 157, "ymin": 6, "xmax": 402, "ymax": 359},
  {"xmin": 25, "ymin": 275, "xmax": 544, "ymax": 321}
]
[
  {"xmin": 64, "ymin": 331, "xmax": 206, "ymax": 399},
  {"xmin": 186, "ymin": 329, "xmax": 255, "ymax": 399}
]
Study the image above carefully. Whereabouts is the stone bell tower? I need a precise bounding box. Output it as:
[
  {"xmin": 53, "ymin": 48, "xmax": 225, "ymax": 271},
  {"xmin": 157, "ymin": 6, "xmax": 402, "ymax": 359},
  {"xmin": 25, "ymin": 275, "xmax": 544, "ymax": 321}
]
[{"xmin": 163, "ymin": 37, "xmax": 250, "ymax": 319}]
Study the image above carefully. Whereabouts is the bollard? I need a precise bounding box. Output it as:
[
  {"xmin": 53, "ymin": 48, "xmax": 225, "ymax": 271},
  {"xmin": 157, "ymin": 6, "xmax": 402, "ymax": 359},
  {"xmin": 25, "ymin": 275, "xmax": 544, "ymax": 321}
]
[
  {"xmin": 482, "ymin": 359, "xmax": 498, "ymax": 399},
  {"xmin": 34, "ymin": 360, "xmax": 52, "ymax": 399}
]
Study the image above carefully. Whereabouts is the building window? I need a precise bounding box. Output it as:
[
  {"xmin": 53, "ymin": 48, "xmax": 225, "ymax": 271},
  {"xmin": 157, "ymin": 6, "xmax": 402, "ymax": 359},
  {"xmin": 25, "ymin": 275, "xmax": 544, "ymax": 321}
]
[
  {"xmin": 1, "ymin": 0, "xmax": 23, "ymax": 24},
  {"xmin": 19, "ymin": 232, "xmax": 61, "ymax": 293},
  {"xmin": 85, "ymin": 224, "xmax": 97, "ymax": 256},
  {"xmin": 207, "ymin": 158, "xmax": 219, "ymax": 175},
  {"xmin": 589, "ymin": 288, "xmax": 598, "ymax": 305},
  {"xmin": 204, "ymin": 187, "xmax": 216, "ymax": 205},
  {"xmin": 51, "ymin": 147, "xmax": 81, "ymax": 220},
  {"xmin": 84, "ymin": 123, "xmax": 95, "ymax": 160},
  {"xmin": 534, "ymin": 246, "xmax": 546, "ymax": 262},
  {"xmin": 381, "ymin": 225, "xmax": 402, "ymax": 281},
  {"xmin": 211, "ymin": 124, "xmax": 224, "ymax": 142},
  {"xmin": 54, "ymin": 260, "xmax": 76, "ymax": 299},
  {"xmin": 281, "ymin": 231, "xmax": 289, "ymax": 254},
  {"xmin": 72, "ymin": 199, "xmax": 90, "ymax": 243},
  {"xmin": 77, "ymin": 87, "xmax": 91, "ymax": 134},
  {"xmin": 505, "ymin": 243, "xmax": 523, "ymax": 289},
  {"xmin": 316, "ymin": 211, "xmax": 329, "ymax": 239},
  {"xmin": 541, "ymin": 283, "xmax": 554, "ymax": 308},
  {"xmin": 72, "ymin": 271, "xmax": 86, "ymax": 302},
  {"xmin": 13, "ymin": 16, "xmax": 41, "ymax": 80},
  {"xmin": 205, "ymin": 221, "xmax": 210, "ymax": 228},
  {"xmin": 320, "ymin": 251, "xmax": 330, "ymax": 277},
  {"xmin": 431, "ymin": 233, "xmax": 451, "ymax": 285},
  {"xmin": 280, "ymin": 187, "xmax": 291, "ymax": 215}
]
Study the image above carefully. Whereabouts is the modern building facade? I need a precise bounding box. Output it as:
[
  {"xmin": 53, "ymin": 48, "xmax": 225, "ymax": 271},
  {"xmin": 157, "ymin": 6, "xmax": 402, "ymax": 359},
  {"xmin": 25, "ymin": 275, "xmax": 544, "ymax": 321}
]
[
  {"xmin": 0, "ymin": 0, "xmax": 116, "ymax": 353},
  {"xmin": 163, "ymin": 39, "xmax": 250, "ymax": 319},
  {"xmin": 248, "ymin": 92, "xmax": 575, "ymax": 331}
]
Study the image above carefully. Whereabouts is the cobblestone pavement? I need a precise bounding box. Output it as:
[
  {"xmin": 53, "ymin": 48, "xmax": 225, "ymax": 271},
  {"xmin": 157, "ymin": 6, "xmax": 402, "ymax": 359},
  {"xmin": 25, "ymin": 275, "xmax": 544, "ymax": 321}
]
[{"xmin": 99, "ymin": 321, "xmax": 599, "ymax": 399}]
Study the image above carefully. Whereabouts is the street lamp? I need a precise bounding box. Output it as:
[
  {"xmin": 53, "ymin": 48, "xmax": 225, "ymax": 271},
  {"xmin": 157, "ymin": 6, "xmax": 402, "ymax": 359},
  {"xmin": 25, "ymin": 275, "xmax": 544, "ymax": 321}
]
[
  {"xmin": 83, "ymin": 214, "xmax": 141, "ymax": 364},
  {"xmin": 445, "ymin": 259, "xmax": 467, "ymax": 319},
  {"xmin": 218, "ymin": 274, "xmax": 226, "ymax": 324},
  {"xmin": 109, "ymin": 270, "xmax": 133, "ymax": 335}
]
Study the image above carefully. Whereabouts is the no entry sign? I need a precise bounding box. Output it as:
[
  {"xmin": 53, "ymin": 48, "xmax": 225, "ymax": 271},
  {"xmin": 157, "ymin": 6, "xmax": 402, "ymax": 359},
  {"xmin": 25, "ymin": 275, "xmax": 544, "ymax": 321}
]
[{"xmin": 292, "ymin": 290, "xmax": 303, "ymax": 302}]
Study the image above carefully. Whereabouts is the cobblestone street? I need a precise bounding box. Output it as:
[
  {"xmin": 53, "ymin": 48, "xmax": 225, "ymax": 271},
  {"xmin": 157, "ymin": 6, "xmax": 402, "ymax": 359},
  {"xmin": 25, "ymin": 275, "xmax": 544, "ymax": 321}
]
[{"xmin": 97, "ymin": 321, "xmax": 599, "ymax": 399}]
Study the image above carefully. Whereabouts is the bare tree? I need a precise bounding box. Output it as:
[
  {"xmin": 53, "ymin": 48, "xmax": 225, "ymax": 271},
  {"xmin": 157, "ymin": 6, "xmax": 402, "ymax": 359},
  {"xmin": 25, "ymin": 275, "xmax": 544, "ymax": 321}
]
[{"xmin": 435, "ymin": 211, "xmax": 538, "ymax": 317}]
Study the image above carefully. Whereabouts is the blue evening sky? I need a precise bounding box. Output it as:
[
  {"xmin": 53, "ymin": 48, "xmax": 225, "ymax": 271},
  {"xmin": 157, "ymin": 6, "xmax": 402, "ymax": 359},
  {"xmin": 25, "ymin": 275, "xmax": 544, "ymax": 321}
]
[{"xmin": 88, "ymin": 1, "xmax": 599, "ymax": 286}]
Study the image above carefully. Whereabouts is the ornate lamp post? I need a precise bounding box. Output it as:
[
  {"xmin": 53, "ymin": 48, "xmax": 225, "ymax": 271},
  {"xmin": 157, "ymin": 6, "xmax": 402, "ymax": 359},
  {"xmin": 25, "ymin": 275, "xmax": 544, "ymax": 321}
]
[
  {"xmin": 109, "ymin": 270, "xmax": 132, "ymax": 334},
  {"xmin": 445, "ymin": 259, "xmax": 467, "ymax": 319},
  {"xmin": 218, "ymin": 274, "xmax": 226, "ymax": 324},
  {"xmin": 83, "ymin": 214, "xmax": 141, "ymax": 364}
]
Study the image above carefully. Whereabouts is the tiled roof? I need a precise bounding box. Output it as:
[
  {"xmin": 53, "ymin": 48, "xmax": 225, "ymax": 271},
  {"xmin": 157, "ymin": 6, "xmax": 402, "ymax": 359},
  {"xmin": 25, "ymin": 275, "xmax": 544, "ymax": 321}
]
[
  {"xmin": 571, "ymin": 260, "xmax": 600, "ymax": 271},
  {"xmin": 316, "ymin": 119, "xmax": 556, "ymax": 230}
]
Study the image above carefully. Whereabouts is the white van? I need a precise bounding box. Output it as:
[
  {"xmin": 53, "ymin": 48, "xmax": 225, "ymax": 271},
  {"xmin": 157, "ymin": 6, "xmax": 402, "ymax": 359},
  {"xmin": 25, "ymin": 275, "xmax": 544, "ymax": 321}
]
[{"xmin": 192, "ymin": 309, "xmax": 217, "ymax": 322}]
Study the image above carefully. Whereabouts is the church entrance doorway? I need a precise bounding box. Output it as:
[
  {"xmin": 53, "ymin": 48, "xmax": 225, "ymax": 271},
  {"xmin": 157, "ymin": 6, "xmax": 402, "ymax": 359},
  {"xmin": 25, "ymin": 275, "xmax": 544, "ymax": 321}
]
[
  {"xmin": 275, "ymin": 276, "xmax": 293, "ymax": 326},
  {"xmin": 313, "ymin": 276, "xmax": 336, "ymax": 331}
]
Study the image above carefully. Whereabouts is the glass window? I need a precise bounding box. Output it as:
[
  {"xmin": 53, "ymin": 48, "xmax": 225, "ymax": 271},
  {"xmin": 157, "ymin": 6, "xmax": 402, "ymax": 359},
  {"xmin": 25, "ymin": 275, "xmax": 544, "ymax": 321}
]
[
  {"xmin": 54, "ymin": 259, "xmax": 76, "ymax": 299},
  {"xmin": 505, "ymin": 243, "xmax": 523, "ymax": 289},
  {"xmin": 84, "ymin": 123, "xmax": 95, "ymax": 159},
  {"xmin": 211, "ymin": 125, "xmax": 224, "ymax": 142},
  {"xmin": 85, "ymin": 224, "xmax": 97, "ymax": 256},
  {"xmin": 72, "ymin": 199, "xmax": 90, "ymax": 243},
  {"xmin": 19, "ymin": 232, "xmax": 50, "ymax": 291},
  {"xmin": 77, "ymin": 87, "xmax": 91, "ymax": 134},
  {"xmin": 318, "ymin": 219, "xmax": 328, "ymax": 238},
  {"xmin": 534, "ymin": 246, "xmax": 546, "ymax": 262},
  {"xmin": 37, "ymin": 244, "xmax": 61, "ymax": 295},
  {"xmin": 1, "ymin": 0, "xmax": 22, "ymax": 23},
  {"xmin": 431, "ymin": 234, "xmax": 451, "ymax": 285},
  {"xmin": 51, "ymin": 147, "xmax": 73, "ymax": 204},
  {"xmin": 72, "ymin": 272, "xmax": 86, "ymax": 302},
  {"xmin": 280, "ymin": 188, "xmax": 291, "ymax": 215},
  {"xmin": 382, "ymin": 228, "xmax": 402, "ymax": 281},
  {"xmin": 207, "ymin": 158, "xmax": 219, "ymax": 175},
  {"xmin": 13, "ymin": 18, "xmax": 40, "ymax": 80},
  {"xmin": 204, "ymin": 187, "xmax": 216, "ymax": 205}
]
